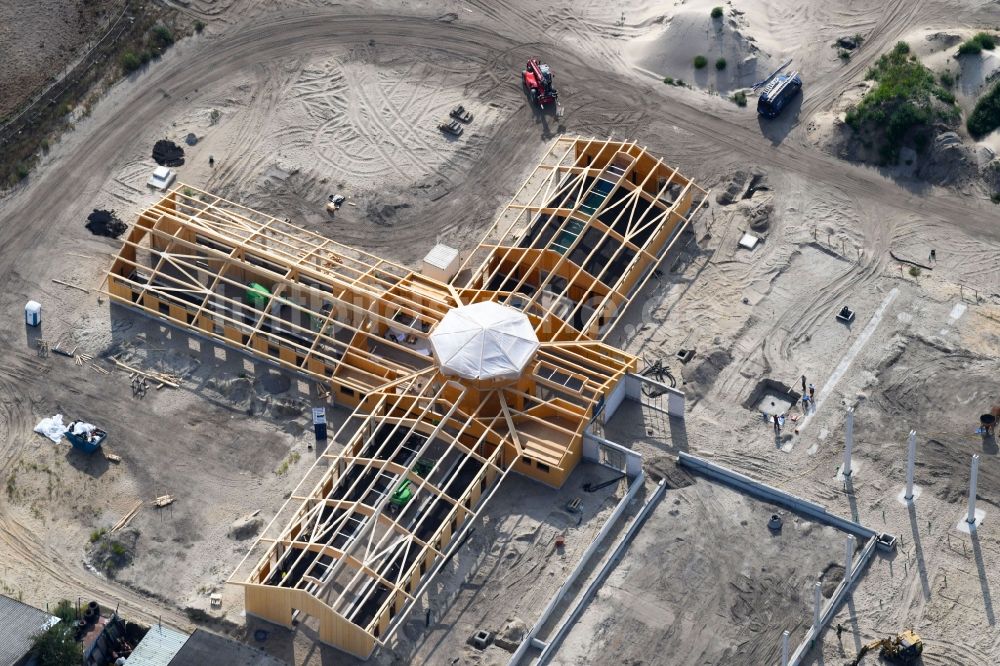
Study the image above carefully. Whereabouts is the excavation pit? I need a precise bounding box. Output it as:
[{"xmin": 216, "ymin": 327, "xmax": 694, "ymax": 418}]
[{"xmin": 744, "ymin": 379, "xmax": 801, "ymax": 416}]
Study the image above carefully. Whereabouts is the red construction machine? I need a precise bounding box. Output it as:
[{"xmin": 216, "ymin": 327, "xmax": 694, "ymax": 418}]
[{"xmin": 522, "ymin": 58, "xmax": 558, "ymax": 108}]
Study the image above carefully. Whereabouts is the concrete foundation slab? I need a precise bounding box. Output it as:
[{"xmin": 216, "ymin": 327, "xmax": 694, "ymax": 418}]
[
  {"xmin": 956, "ymin": 509, "xmax": 985, "ymax": 533},
  {"xmin": 896, "ymin": 485, "xmax": 922, "ymax": 505}
]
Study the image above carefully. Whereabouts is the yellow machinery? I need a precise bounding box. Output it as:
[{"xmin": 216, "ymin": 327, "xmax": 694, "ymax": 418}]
[{"xmin": 848, "ymin": 630, "xmax": 923, "ymax": 665}]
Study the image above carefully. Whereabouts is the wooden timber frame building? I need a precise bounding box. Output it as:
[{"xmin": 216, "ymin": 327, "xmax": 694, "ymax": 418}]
[{"xmin": 104, "ymin": 137, "xmax": 707, "ymax": 659}]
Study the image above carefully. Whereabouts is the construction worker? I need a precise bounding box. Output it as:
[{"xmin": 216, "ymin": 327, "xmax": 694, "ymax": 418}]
[
  {"xmin": 209, "ymin": 155, "xmax": 215, "ymax": 167},
  {"xmin": 836, "ymin": 623, "xmax": 844, "ymax": 639},
  {"xmin": 809, "ymin": 383, "xmax": 816, "ymax": 400},
  {"xmin": 773, "ymin": 414, "xmax": 781, "ymax": 434}
]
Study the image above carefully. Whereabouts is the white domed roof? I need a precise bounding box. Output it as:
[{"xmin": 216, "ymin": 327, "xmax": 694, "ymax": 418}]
[{"xmin": 429, "ymin": 302, "xmax": 539, "ymax": 382}]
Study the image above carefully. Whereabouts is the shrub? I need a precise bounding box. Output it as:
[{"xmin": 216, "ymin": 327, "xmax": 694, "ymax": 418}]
[
  {"xmin": 51, "ymin": 600, "xmax": 76, "ymax": 624},
  {"xmin": 663, "ymin": 76, "xmax": 674, "ymax": 84},
  {"xmin": 139, "ymin": 50, "xmax": 151, "ymax": 65},
  {"xmin": 15, "ymin": 163, "xmax": 29, "ymax": 180},
  {"xmin": 40, "ymin": 138, "xmax": 49, "ymax": 154},
  {"xmin": 933, "ymin": 87, "xmax": 955, "ymax": 104},
  {"xmin": 968, "ymin": 80, "xmax": 1000, "ymax": 137},
  {"xmin": 974, "ymin": 32, "xmax": 996, "ymax": 50},
  {"xmin": 715, "ymin": 57, "xmax": 727, "ymax": 70},
  {"xmin": 711, "ymin": 6, "xmax": 723, "ymax": 18},
  {"xmin": 992, "ymin": 192, "xmax": 1000, "ymax": 204},
  {"xmin": 958, "ymin": 39, "xmax": 982, "ymax": 56},
  {"xmin": 846, "ymin": 42, "xmax": 957, "ymax": 162},
  {"xmin": 194, "ymin": 19, "xmax": 206, "ymax": 33},
  {"xmin": 939, "ymin": 70, "xmax": 954, "ymax": 88},
  {"xmin": 693, "ymin": 55, "xmax": 708, "ymax": 69},
  {"xmin": 89, "ymin": 528, "xmax": 106, "ymax": 543},
  {"xmin": 120, "ymin": 51, "xmax": 141, "ymax": 74},
  {"xmin": 839, "ymin": 49, "xmax": 852, "ymax": 61},
  {"xmin": 151, "ymin": 25, "xmax": 174, "ymax": 48},
  {"xmin": 908, "ymin": 266, "xmax": 921, "ymax": 277},
  {"xmin": 732, "ymin": 90, "xmax": 747, "ymax": 107},
  {"xmin": 675, "ymin": 79, "xmax": 685, "ymax": 86}
]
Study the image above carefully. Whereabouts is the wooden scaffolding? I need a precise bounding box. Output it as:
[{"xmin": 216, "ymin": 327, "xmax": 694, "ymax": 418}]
[{"xmin": 104, "ymin": 136, "xmax": 706, "ymax": 659}]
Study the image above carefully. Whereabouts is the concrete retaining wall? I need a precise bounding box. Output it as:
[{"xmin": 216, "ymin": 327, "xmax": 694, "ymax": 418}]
[
  {"xmin": 624, "ymin": 373, "xmax": 685, "ymax": 418},
  {"xmin": 788, "ymin": 535, "xmax": 879, "ymax": 665},
  {"xmin": 535, "ymin": 479, "xmax": 668, "ymax": 665},
  {"xmin": 507, "ymin": 470, "xmax": 646, "ymax": 666},
  {"xmin": 677, "ymin": 452, "xmax": 877, "ymax": 540},
  {"xmin": 582, "ymin": 432, "xmax": 644, "ymax": 479}
]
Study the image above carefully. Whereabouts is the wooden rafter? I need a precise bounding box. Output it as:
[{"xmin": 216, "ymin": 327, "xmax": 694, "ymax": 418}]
[{"xmin": 112, "ymin": 137, "xmax": 704, "ymax": 661}]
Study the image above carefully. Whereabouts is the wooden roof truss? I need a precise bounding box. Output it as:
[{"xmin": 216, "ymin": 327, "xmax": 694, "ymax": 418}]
[{"xmin": 105, "ymin": 137, "xmax": 704, "ymax": 659}]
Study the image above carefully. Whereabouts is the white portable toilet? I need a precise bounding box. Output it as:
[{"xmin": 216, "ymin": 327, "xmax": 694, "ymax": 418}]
[{"xmin": 25, "ymin": 300, "xmax": 41, "ymax": 327}]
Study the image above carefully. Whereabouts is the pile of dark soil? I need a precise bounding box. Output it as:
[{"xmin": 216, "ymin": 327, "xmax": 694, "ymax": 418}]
[
  {"xmin": 88, "ymin": 529, "xmax": 138, "ymax": 578},
  {"xmin": 152, "ymin": 139, "xmax": 185, "ymax": 166},
  {"xmin": 85, "ymin": 209, "xmax": 127, "ymax": 238}
]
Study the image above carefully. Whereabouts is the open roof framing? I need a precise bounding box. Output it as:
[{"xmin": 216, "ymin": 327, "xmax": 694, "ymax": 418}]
[{"xmin": 104, "ymin": 136, "xmax": 706, "ymax": 659}]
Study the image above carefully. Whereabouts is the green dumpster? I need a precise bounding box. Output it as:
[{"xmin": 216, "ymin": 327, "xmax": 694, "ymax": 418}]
[{"xmin": 246, "ymin": 282, "xmax": 271, "ymax": 308}]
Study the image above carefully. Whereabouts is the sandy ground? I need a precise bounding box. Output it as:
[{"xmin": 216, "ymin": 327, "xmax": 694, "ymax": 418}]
[
  {"xmin": 0, "ymin": 0, "xmax": 121, "ymax": 119},
  {"xmin": 555, "ymin": 480, "xmax": 849, "ymax": 666},
  {"xmin": 1, "ymin": 0, "xmax": 1000, "ymax": 664}
]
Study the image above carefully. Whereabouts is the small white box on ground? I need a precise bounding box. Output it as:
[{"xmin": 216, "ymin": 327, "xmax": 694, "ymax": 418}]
[
  {"xmin": 25, "ymin": 300, "xmax": 41, "ymax": 326},
  {"xmin": 738, "ymin": 232, "xmax": 760, "ymax": 250},
  {"xmin": 421, "ymin": 243, "xmax": 461, "ymax": 283}
]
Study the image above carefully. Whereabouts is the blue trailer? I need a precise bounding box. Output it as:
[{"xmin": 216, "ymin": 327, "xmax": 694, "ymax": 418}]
[{"xmin": 65, "ymin": 421, "xmax": 107, "ymax": 454}]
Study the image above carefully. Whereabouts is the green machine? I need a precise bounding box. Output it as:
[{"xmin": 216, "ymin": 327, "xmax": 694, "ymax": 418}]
[
  {"xmin": 246, "ymin": 282, "xmax": 271, "ymax": 308},
  {"xmin": 389, "ymin": 459, "xmax": 435, "ymax": 509},
  {"xmin": 390, "ymin": 479, "xmax": 413, "ymax": 508}
]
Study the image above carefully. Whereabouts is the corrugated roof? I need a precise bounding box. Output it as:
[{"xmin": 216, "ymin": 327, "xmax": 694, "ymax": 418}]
[
  {"xmin": 423, "ymin": 243, "xmax": 459, "ymax": 270},
  {"xmin": 168, "ymin": 629, "xmax": 288, "ymax": 666},
  {"xmin": 126, "ymin": 624, "xmax": 189, "ymax": 665},
  {"xmin": 0, "ymin": 594, "xmax": 59, "ymax": 665}
]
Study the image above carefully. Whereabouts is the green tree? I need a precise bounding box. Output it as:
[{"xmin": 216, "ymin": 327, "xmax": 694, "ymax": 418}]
[
  {"xmin": 51, "ymin": 599, "xmax": 76, "ymax": 623},
  {"xmin": 32, "ymin": 623, "xmax": 83, "ymax": 666}
]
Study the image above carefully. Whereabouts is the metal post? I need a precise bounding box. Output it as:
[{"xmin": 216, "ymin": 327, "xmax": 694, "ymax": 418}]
[
  {"xmin": 843, "ymin": 408, "xmax": 854, "ymax": 477},
  {"xmin": 813, "ymin": 581, "xmax": 822, "ymax": 627},
  {"xmin": 781, "ymin": 629, "xmax": 790, "ymax": 666},
  {"xmin": 967, "ymin": 454, "xmax": 980, "ymax": 524},
  {"xmin": 844, "ymin": 535, "xmax": 856, "ymax": 583},
  {"xmin": 904, "ymin": 430, "xmax": 916, "ymax": 500}
]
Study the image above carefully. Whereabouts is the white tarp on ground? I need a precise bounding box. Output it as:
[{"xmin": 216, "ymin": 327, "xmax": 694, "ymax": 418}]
[
  {"xmin": 429, "ymin": 301, "xmax": 539, "ymax": 381},
  {"xmin": 34, "ymin": 414, "xmax": 66, "ymax": 443}
]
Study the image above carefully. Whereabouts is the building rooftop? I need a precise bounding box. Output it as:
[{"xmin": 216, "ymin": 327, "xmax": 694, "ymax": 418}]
[
  {"xmin": 422, "ymin": 243, "xmax": 459, "ymax": 270},
  {"xmin": 0, "ymin": 594, "xmax": 59, "ymax": 665},
  {"xmin": 169, "ymin": 629, "xmax": 286, "ymax": 666},
  {"xmin": 125, "ymin": 623, "xmax": 188, "ymax": 665}
]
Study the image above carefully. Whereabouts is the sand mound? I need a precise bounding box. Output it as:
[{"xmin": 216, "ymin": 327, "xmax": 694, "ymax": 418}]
[
  {"xmin": 916, "ymin": 131, "xmax": 980, "ymax": 187},
  {"xmin": 628, "ymin": 8, "xmax": 774, "ymax": 93}
]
